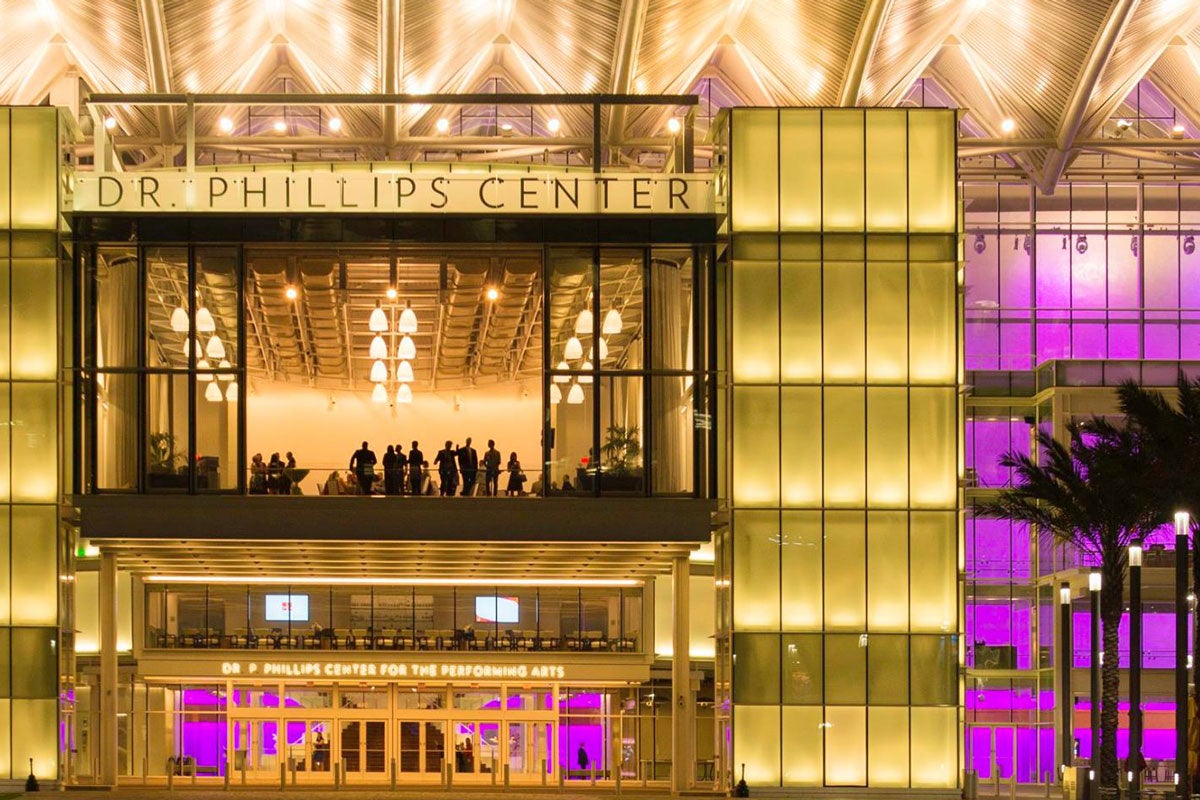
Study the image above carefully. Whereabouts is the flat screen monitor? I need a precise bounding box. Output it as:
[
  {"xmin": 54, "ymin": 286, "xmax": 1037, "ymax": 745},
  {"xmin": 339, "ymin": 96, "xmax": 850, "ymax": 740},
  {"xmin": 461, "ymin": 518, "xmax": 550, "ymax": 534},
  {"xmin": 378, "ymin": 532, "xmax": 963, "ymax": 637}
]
[
  {"xmin": 475, "ymin": 595, "xmax": 519, "ymax": 624},
  {"xmin": 265, "ymin": 593, "xmax": 309, "ymax": 622}
]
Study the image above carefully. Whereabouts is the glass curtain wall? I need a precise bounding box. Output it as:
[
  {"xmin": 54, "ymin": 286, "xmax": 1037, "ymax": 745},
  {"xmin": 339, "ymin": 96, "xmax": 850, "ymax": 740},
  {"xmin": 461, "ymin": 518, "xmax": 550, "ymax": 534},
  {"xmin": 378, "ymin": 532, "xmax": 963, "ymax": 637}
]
[{"xmin": 721, "ymin": 108, "xmax": 961, "ymax": 789}]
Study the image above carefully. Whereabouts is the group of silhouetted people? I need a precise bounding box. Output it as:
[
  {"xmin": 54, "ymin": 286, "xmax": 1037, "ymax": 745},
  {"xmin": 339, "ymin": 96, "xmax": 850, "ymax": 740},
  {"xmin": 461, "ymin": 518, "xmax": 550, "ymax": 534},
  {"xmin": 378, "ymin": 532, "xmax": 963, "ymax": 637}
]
[
  {"xmin": 348, "ymin": 439, "xmax": 526, "ymax": 496},
  {"xmin": 249, "ymin": 451, "xmax": 296, "ymax": 494}
]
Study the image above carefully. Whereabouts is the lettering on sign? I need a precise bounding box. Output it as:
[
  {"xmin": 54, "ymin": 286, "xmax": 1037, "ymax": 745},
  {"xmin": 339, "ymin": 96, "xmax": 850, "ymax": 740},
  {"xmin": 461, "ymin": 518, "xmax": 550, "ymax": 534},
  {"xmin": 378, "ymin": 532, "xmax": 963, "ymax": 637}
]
[
  {"xmin": 220, "ymin": 661, "xmax": 567, "ymax": 680},
  {"xmin": 74, "ymin": 171, "xmax": 714, "ymax": 215}
]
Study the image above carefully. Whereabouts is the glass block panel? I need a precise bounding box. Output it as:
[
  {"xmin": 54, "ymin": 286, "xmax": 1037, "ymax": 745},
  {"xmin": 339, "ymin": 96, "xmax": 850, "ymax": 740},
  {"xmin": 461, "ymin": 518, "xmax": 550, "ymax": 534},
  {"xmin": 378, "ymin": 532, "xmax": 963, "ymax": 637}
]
[
  {"xmin": 781, "ymin": 706, "xmax": 823, "ymax": 786},
  {"xmin": 823, "ymin": 261, "xmax": 865, "ymax": 382},
  {"xmin": 866, "ymin": 388, "xmax": 908, "ymax": 507},
  {"xmin": 825, "ymin": 512, "xmax": 865, "ymax": 629},
  {"xmin": 910, "ymin": 260, "xmax": 957, "ymax": 384},
  {"xmin": 10, "ymin": 108, "xmax": 58, "ymax": 230},
  {"xmin": 910, "ymin": 706, "xmax": 958, "ymax": 788},
  {"xmin": 823, "ymin": 388, "xmax": 865, "ymax": 507},
  {"xmin": 733, "ymin": 511, "xmax": 780, "ymax": 630},
  {"xmin": 732, "ymin": 387, "xmax": 779, "ymax": 506},
  {"xmin": 908, "ymin": 110, "xmax": 957, "ymax": 233},
  {"xmin": 783, "ymin": 634, "xmax": 823, "ymax": 705},
  {"xmin": 865, "ymin": 111, "xmax": 908, "ymax": 232},
  {"xmin": 11, "ymin": 505, "xmax": 56, "ymax": 625},
  {"xmin": 10, "ymin": 627, "xmax": 54, "ymax": 697},
  {"xmin": 909, "ymin": 388, "xmax": 956, "ymax": 508},
  {"xmin": 11, "ymin": 259, "xmax": 57, "ymax": 380},
  {"xmin": 11, "ymin": 698, "xmax": 56, "ymax": 778},
  {"xmin": 733, "ymin": 633, "xmax": 781, "ymax": 704},
  {"xmin": 867, "ymin": 512, "xmax": 909, "ymax": 631},
  {"xmin": 824, "ymin": 706, "xmax": 867, "ymax": 786},
  {"xmin": 781, "ymin": 388, "xmax": 821, "ymax": 506},
  {"xmin": 780, "ymin": 111, "xmax": 822, "ymax": 232},
  {"xmin": 911, "ymin": 511, "xmax": 957, "ymax": 632},
  {"xmin": 732, "ymin": 259, "xmax": 780, "ymax": 382},
  {"xmin": 781, "ymin": 511, "xmax": 823, "ymax": 628},
  {"xmin": 825, "ymin": 634, "xmax": 866, "ymax": 704},
  {"xmin": 731, "ymin": 109, "xmax": 780, "ymax": 232},
  {"xmin": 910, "ymin": 635, "xmax": 957, "ymax": 705},
  {"xmin": 780, "ymin": 261, "xmax": 821, "ymax": 381},
  {"xmin": 734, "ymin": 705, "xmax": 781, "ymax": 784},
  {"xmin": 11, "ymin": 382, "xmax": 57, "ymax": 502},
  {"xmin": 822, "ymin": 111, "xmax": 865, "ymax": 232},
  {"xmin": 866, "ymin": 260, "xmax": 908, "ymax": 382},
  {"xmin": 867, "ymin": 635, "xmax": 909, "ymax": 705},
  {"xmin": 869, "ymin": 706, "xmax": 910, "ymax": 787}
]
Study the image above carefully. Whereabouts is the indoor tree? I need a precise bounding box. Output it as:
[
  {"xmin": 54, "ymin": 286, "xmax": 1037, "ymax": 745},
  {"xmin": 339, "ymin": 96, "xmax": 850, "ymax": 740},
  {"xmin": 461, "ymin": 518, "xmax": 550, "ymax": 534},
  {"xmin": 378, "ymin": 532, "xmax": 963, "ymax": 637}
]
[{"xmin": 976, "ymin": 424, "xmax": 1161, "ymax": 791}]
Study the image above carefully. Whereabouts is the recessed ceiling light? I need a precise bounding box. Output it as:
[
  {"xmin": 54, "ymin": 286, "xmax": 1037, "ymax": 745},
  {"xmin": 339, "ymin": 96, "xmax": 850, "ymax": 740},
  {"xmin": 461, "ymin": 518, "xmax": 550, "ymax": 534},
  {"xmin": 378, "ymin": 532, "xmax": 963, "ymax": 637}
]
[
  {"xmin": 284, "ymin": 285, "xmax": 298, "ymax": 300},
  {"xmin": 103, "ymin": 116, "xmax": 117, "ymax": 131},
  {"xmin": 385, "ymin": 287, "xmax": 398, "ymax": 300},
  {"xmin": 328, "ymin": 116, "xmax": 342, "ymax": 132},
  {"xmin": 547, "ymin": 117, "xmax": 561, "ymax": 134},
  {"xmin": 1172, "ymin": 123, "xmax": 1186, "ymax": 139},
  {"xmin": 486, "ymin": 287, "xmax": 499, "ymax": 301},
  {"xmin": 999, "ymin": 118, "xmax": 1015, "ymax": 134},
  {"xmin": 435, "ymin": 118, "xmax": 450, "ymax": 134},
  {"xmin": 667, "ymin": 117, "xmax": 682, "ymax": 134},
  {"xmin": 273, "ymin": 119, "xmax": 287, "ymax": 133},
  {"xmin": 218, "ymin": 116, "xmax": 234, "ymax": 133}
]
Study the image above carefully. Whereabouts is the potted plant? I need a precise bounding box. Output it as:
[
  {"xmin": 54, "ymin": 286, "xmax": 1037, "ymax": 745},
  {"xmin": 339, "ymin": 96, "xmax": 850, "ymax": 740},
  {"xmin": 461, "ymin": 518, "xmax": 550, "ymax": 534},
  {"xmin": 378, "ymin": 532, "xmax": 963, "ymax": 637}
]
[{"xmin": 600, "ymin": 425, "xmax": 643, "ymax": 492}]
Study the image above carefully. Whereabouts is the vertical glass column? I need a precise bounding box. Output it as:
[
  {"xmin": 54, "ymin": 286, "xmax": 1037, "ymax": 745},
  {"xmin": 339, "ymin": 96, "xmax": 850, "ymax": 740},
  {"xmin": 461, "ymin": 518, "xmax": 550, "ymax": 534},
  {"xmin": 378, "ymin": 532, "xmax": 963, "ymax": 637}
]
[
  {"xmin": 0, "ymin": 106, "xmax": 65, "ymax": 780},
  {"xmin": 725, "ymin": 108, "xmax": 961, "ymax": 789}
]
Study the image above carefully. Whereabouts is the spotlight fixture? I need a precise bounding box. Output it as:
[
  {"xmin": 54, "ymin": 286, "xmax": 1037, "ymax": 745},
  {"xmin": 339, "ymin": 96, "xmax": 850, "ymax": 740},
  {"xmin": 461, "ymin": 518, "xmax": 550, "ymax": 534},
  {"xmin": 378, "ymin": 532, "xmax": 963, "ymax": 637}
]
[
  {"xmin": 485, "ymin": 287, "xmax": 499, "ymax": 301},
  {"xmin": 285, "ymin": 285, "xmax": 298, "ymax": 300},
  {"xmin": 1172, "ymin": 124, "xmax": 1186, "ymax": 139},
  {"xmin": 973, "ymin": 233, "xmax": 986, "ymax": 254},
  {"xmin": 999, "ymin": 117, "xmax": 1015, "ymax": 134},
  {"xmin": 435, "ymin": 118, "xmax": 450, "ymax": 134},
  {"xmin": 500, "ymin": 123, "xmax": 514, "ymax": 137},
  {"xmin": 385, "ymin": 286, "xmax": 398, "ymax": 301},
  {"xmin": 1115, "ymin": 118, "xmax": 1132, "ymax": 137},
  {"xmin": 1185, "ymin": 235, "xmax": 1196, "ymax": 256},
  {"xmin": 328, "ymin": 116, "xmax": 343, "ymax": 132},
  {"xmin": 103, "ymin": 116, "xmax": 117, "ymax": 131},
  {"xmin": 547, "ymin": 117, "xmax": 561, "ymax": 134},
  {"xmin": 273, "ymin": 119, "xmax": 287, "ymax": 133},
  {"xmin": 218, "ymin": 117, "xmax": 234, "ymax": 134},
  {"xmin": 1075, "ymin": 235, "xmax": 1088, "ymax": 255},
  {"xmin": 667, "ymin": 117, "xmax": 682, "ymax": 134}
]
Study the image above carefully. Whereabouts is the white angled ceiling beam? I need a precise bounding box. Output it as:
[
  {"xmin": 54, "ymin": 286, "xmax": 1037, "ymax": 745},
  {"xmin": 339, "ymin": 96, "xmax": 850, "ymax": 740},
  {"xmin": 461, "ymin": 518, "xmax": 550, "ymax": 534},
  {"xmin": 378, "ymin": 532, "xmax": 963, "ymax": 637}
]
[
  {"xmin": 136, "ymin": 0, "xmax": 176, "ymax": 146},
  {"xmin": 839, "ymin": 0, "xmax": 894, "ymax": 106},
  {"xmin": 1038, "ymin": 0, "xmax": 1141, "ymax": 193},
  {"xmin": 380, "ymin": 0, "xmax": 403, "ymax": 147},
  {"xmin": 606, "ymin": 0, "xmax": 649, "ymax": 146}
]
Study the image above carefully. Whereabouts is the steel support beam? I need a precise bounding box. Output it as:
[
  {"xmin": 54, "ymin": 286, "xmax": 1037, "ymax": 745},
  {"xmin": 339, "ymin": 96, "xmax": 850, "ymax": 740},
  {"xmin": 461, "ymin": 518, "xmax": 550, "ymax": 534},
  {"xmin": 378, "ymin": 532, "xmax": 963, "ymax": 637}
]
[
  {"xmin": 605, "ymin": 0, "xmax": 649, "ymax": 147},
  {"xmin": 838, "ymin": 0, "xmax": 894, "ymax": 106},
  {"xmin": 135, "ymin": 0, "xmax": 176, "ymax": 149},
  {"xmin": 380, "ymin": 0, "xmax": 404, "ymax": 148}
]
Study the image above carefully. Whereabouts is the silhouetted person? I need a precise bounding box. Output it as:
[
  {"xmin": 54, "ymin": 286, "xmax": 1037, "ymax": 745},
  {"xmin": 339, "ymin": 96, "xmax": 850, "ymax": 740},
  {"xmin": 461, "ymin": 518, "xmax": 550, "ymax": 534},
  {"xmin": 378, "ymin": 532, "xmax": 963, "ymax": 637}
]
[
  {"xmin": 458, "ymin": 437, "xmax": 479, "ymax": 496},
  {"xmin": 561, "ymin": 475, "xmax": 574, "ymax": 493},
  {"xmin": 383, "ymin": 445, "xmax": 400, "ymax": 495},
  {"xmin": 349, "ymin": 441, "xmax": 377, "ymax": 495},
  {"xmin": 394, "ymin": 443, "xmax": 408, "ymax": 495},
  {"xmin": 506, "ymin": 452, "xmax": 525, "ymax": 496},
  {"xmin": 408, "ymin": 441, "xmax": 424, "ymax": 495},
  {"xmin": 577, "ymin": 743, "xmax": 588, "ymax": 772},
  {"xmin": 483, "ymin": 440, "xmax": 501, "ymax": 496},
  {"xmin": 267, "ymin": 452, "xmax": 287, "ymax": 494},
  {"xmin": 285, "ymin": 451, "xmax": 296, "ymax": 470},
  {"xmin": 435, "ymin": 440, "xmax": 458, "ymax": 496}
]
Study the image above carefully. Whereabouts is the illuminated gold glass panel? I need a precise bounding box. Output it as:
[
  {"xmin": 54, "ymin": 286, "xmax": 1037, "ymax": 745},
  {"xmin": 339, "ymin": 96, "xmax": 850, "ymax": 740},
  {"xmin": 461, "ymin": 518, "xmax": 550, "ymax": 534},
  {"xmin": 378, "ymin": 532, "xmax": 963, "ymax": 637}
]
[
  {"xmin": 779, "ymin": 111, "xmax": 821, "ymax": 231},
  {"xmin": 824, "ymin": 511, "xmax": 865, "ymax": 629},
  {"xmin": 910, "ymin": 512, "xmax": 957, "ymax": 632},
  {"xmin": 909, "ymin": 261, "xmax": 957, "ymax": 384},
  {"xmin": 780, "ymin": 261, "xmax": 821, "ymax": 382},
  {"xmin": 733, "ymin": 511, "xmax": 780, "ymax": 630},
  {"xmin": 821, "ymin": 111, "xmax": 865, "ymax": 232},
  {"xmin": 910, "ymin": 706, "xmax": 958, "ymax": 788},
  {"xmin": 865, "ymin": 111, "xmax": 908, "ymax": 232},
  {"xmin": 0, "ymin": 110, "xmax": 8, "ymax": 228},
  {"xmin": 732, "ymin": 260, "xmax": 780, "ymax": 382},
  {"xmin": 823, "ymin": 388, "xmax": 864, "ymax": 507},
  {"xmin": 781, "ymin": 388, "xmax": 821, "ymax": 507},
  {"xmin": 11, "ymin": 383, "xmax": 57, "ymax": 502},
  {"xmin": 866, "ymin": 260, "xmax": 908, "ymax": 382},
  {"xmin": 10, "ymin": 259, "xmax": 56, "ymax": 380},
  {"xmin": 866, "ymin": 388, "xmax": 908, "ymax": 507},
  {"xmin": 782, "ymin": 706, "xmax": 823, "ymax": 786},
  {"xmin": 822, "ymin": 261, "xmax": 865, "ymax": 383},
  {"xmin": 732, "ymin": 109, "xmax": 779, "ymax": 232},
  {"xmin": 823, "ymin": 706, "xmax": 866, "ymax": 786},
  {"xmin": 9, "ymin": 109, "xmax": 58, "ymax": 230},
  {"xmin": 909, "ymin": 388, "xmax": 956, "ymax": 508},
  {"xmin": 10, "ymin": 505, "xmax": 55, "ymax": 625},
  {"xmin": 908, "ymin": 110, "xmax": 957, "ymax": 233},
  {"xmin": 733, "ymin": 387, "xmax": 780, "ymax": 506},
  {"xmin": 734, "ymin": 705, "xmax": 781, "ymax": 784},
  {"xmin": 11, "ymin": 698, "xmax": 56, "ymax": 777},
  {"xmin": 781, "ymin": 511, "xmax": 822, "ymax": 629},
  {"xmin": 866, "ymin": 511, "xmax": 908, "ymax": 630},
  {"xmin": 868, "ymin": 707, "xmax": 910, "ymax": 787}
]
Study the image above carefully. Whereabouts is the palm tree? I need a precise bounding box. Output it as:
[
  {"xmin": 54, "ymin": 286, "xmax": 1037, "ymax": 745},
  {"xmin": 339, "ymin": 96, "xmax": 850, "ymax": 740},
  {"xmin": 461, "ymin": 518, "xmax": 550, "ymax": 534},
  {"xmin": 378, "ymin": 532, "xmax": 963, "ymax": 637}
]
[{"xmin": 976, "ymin": 423, "xmax": 1162, "ymax": 792}]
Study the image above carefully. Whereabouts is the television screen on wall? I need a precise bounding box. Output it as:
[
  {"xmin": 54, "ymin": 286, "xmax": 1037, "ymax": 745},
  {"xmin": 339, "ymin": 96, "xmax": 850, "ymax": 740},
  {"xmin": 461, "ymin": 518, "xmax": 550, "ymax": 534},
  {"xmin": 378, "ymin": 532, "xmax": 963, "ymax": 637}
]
[
  {"xmin": 475, "ymin": 596, "xmax": 519, "ymax": 624},
  {"xmin": 265, "ymin": 594, "xmax": 309, "ymax": 622}
]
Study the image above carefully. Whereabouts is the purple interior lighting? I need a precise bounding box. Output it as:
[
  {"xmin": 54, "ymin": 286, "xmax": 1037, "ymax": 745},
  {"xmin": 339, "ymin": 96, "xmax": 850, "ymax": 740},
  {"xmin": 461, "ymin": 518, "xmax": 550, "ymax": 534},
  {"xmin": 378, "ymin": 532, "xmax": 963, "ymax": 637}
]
[{"xmin": 1071, "ymin": 611, "xmax": 1193, "ymax": 668}]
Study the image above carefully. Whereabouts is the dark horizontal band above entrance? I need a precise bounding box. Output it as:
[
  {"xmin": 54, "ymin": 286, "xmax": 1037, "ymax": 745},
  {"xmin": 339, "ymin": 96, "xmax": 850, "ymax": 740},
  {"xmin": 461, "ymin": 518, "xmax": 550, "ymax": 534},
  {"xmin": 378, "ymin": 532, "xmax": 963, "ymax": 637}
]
[{"xmin": 72, "ymin": 495, "xmax": 716, "ymax": 544}]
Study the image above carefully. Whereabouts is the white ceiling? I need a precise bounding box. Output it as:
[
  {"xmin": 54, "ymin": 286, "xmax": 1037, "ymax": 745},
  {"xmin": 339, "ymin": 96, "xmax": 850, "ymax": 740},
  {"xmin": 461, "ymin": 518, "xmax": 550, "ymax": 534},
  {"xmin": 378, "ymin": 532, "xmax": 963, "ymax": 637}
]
[{"xmin": 9, "ymin": 0, "xmax": 1200, "ymax": 187}]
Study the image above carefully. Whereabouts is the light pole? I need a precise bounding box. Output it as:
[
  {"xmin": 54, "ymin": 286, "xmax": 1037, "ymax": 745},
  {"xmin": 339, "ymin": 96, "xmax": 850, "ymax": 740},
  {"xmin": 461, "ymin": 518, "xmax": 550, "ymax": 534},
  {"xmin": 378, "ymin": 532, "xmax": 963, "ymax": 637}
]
[
  {"xmin": 1090, "ymin": 569, "xmax": 1102, "ymax": 800},
  {"xmin": 1129, "ymin": 538, "xmax": 1143, "ymax": 800},
  {"xmin": 1177, "ymin": 510, "xmax": 1191, "ymax": 800},
  {"xmin": 1061, "ymin": 581, "xmax": 1074, "ymax": 778}
]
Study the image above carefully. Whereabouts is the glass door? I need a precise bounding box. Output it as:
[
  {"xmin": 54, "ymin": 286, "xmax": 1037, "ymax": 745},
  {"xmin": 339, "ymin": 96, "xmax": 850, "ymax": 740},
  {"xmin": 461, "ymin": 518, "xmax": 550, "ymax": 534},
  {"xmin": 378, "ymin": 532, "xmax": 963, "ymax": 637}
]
[
  {"xmin": 507, "ymin": 721, "xmax": 554, "ymax": 783},
  {"xmin": 285, "ymin": 720, "xmax": 332, "ymax": 781},
  {"xmin": 231, "ymin": 719, "xmax": 281, "ymax": 780},
  {"xmin": 340, "ymin": 720, "xmax": 387, "ymax": 779}
]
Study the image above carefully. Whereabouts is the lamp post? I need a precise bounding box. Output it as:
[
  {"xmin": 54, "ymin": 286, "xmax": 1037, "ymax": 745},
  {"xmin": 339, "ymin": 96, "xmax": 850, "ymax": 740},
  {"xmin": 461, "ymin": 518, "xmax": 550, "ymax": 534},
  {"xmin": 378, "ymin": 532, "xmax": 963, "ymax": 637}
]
[
  {"xmin": 1090, "ymin": 569, "xmax": 1102, "ymax": 800},
  {"xmin": 1177, "ymin": 510, "xmax": 1191, "ymax": 800},
  {"xmin": 1061, "ymin": 581, "xmax": 1074, "ymax": 778},
  {"xmin": 1130, "ymin": 539, "xmax": 1143, "ymax": 800}
]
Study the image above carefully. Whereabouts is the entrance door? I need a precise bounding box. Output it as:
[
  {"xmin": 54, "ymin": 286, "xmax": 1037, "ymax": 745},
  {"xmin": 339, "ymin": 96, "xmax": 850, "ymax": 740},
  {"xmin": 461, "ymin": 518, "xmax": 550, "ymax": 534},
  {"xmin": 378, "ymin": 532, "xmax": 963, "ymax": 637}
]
[
  {"xmin": 340, "ymin": 721, "xmax": 387, "ymax": 779},
  {"xmin": 507, "ymin": 721, "xmax": 554, "ymax": 784},
  {"xmin": 231, "ymin": 720, "xmax": 281, "ymax": 779},
  {"xmin": 283, "ymin": 720, "xmax": 332, "ymax": 779}
]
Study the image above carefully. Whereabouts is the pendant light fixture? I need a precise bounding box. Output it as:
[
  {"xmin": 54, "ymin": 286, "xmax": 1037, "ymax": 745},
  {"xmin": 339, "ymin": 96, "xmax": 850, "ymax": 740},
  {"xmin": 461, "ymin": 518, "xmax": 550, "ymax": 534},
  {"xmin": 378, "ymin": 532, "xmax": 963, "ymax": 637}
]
[
  {"xmin": 204, "ymin": 381, "xmax": 223, "ymax": 402},
  {"xmin": 170, "ymin": 306, "xmax": 189, "ymax": 333},
  {"xmin": 397, "ymin": 335, "xmax": 416, "ymax": 361},
  {"xmin": 369, "ymin": 301, "xmax": 388, "ymax": 333},
  {"xmin": 396, "ymin": 384, "xmax": 413, "ymax": 404},
  {"xmin": 218, "ymin": 360, "xmax": 233, "ymax": 380},
  {"xmin": 183, "ymin": 337, "xmax": 201, "ymax": 360},
  {"xmin": 397, "ymin": 360, "xmax": 414, "ymax": 383},
  {"xmin": 369, "ymin": 334, "xmax": 388, "ymax": 360},
  {"xmin": 196, "ymin": 358, "xmax": 214, "ymax": 380},
  {"xmin": 195, "ymin": 306, "xmax": 216, "ymax": 333},
  {"xmin": 566, "ymin": 382, "xmax": 585, "ymax": 404},
  {"xmin": 602, "ymin": 306, "xmax": 622, "ymax": 335},
  {"xmin": 369, "ymin": 359, "xmax": 388, "ymax": 383},
  {"xmin": 553, "ymin": 360, "xmax": 571, "ymax": 383},
  {"xmin": 579, "ymin": 360, "xmax": 594, "ymax": 383},
  {"xmin": 398, "ymin": 302, "xmax": 418, "ymax": 333},
  {"xmin": 587, "ymin": 339, "xmax": 609, "ymax": 361},
  {"xmin": 226, "ymin": 381, "xmax": 239, "ymax": 402},
  {"xmin": 564, "ymin": 336, "xmax": 583, "ymax": 361},
  {"xmin": 575, "ymin": 307, "xmax": 593, "ymax": 334},
  {"xmin": 205, "ymin": 334, "xmax": 226, "ymax": 360},
  {"xmin": 371, "ymin": 383, "xmax": 388, "ymax": 403},
  {"xmin": 549, "ymin": 383, "xmax": 562, "ymax": 404}
]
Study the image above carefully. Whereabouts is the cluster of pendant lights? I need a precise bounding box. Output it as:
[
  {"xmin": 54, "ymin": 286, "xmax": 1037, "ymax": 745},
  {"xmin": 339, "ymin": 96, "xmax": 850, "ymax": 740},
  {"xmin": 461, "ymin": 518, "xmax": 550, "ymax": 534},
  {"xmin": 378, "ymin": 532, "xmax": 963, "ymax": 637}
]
[
  {"xmin": 550, "ymin": 301, "xmax": 622, "ymax": 405},
  {"xmin": 368, "ymin": 297, "xmax": 419, "ymax": 405},
  {"xmin": 169, "ymin": 302, "xmax": 238, "ymax": 403}
]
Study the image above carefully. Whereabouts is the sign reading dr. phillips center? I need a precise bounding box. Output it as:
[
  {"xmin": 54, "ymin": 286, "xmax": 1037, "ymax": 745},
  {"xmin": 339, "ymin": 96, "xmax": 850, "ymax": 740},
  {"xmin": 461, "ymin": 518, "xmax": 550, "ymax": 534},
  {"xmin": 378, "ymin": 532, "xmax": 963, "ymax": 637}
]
[{"xmin": 74, "ymin": 170, "xmax": 713, "ymax": 215}]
